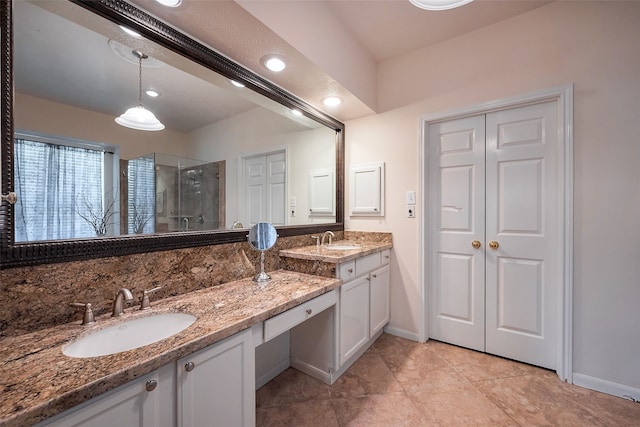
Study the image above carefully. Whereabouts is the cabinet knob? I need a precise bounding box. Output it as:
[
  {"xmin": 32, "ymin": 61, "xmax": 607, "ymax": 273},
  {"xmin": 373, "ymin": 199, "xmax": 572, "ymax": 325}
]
[
  {"xmin": 348, "ymin": 268, "xmax": 353, "ymax": 273},
  {"xmin": 185, "ymin": 362, "xmax": 195, "ymax": 372},
  {"xmin": 145, "ymin": 380, "xmax": 157, "ymax": 392},
  {"xmin": 306, "ymin": 308, "xmax": 312, "ymax": 315}
]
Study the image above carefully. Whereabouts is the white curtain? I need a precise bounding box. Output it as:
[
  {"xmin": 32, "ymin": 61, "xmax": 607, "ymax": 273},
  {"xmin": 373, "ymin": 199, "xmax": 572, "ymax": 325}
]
[{"xmin": 14, "ymin": 138, "xmax": 105, "ymax": 241}]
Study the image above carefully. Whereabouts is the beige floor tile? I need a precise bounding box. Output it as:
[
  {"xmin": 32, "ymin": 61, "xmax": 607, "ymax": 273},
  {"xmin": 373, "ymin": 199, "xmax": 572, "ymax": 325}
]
[
  {"xmin": 378, "ymin": 341, "xmax": 469, "ymax": 392},
  {"xmin": 256, "ymin": 334, "xmax": 640, "ymax": 426},
  {"xmin": 408, "ymin": 383, "xmax": 519, "ymax": 426},
  {"xmin": 429, "ymin": 340, "xmax": 545, "ymax": 382},
  {"xmin": 575, "ymin": 387, "xmax": 640, "ymax": 426},
  {"xmin": 330, "ymin": 353, "xmax": 404, "ymax": 398},
  {"xmin": 366, "ymin": 332, "xmax": 421, "ymax": 355},
  {"xmin": 475, "ymin": 372, "xmax": 613, "ymax": 426},
  {"xmin": 257, "ymin": 400, "xmax": 340, "ymax": 427},
  {"xmin": 256, "ymin": 368, "xmax": 330, "ymax": 408},
  {"xmin": 332, "ymin": 392, "xmax": 424, "ymax": 427}
]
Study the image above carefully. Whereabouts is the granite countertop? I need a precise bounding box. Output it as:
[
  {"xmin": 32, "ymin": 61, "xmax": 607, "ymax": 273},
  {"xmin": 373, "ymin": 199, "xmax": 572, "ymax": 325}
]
[
  {"xmin": 279, "ymin": 240, "xmax": 392, "ymax": 263},
  {"xmin": 0, "ymin": 270, "xmax": 341, "ymax": 427}
]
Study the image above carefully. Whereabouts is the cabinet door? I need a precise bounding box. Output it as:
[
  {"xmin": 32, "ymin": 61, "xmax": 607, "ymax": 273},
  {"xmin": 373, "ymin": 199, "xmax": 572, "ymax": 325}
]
[
  {"xmin": 370, "ymin": 265, "xmax": 390, "ymax": 337},
  {"xmin": 339, "ymin": 276, "xmax": 370, "ymax": 365},
  {"xmin": 349, "ymin": 162, "xmax": 384, "ymax": 216},
  {"xmin": 39, "ymin": 365, "xmax": 173, "ymax": 427},
  {"xmin": 177, "ymin": 329, "xmax": 255, "ymax": 427}
]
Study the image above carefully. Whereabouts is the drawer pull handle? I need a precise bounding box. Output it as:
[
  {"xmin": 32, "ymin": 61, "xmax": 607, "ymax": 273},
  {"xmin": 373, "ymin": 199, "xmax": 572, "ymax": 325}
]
[
  {"xmin": 306, "ymin": 308, "xmax": 312, "ymax": 315},
  {"xmin": 185, "ymin": 362, "xmax": 195, "ymax": 372},
  {"xmin": 145, "ymin": 380, "xmax": 157, "ymax": 392}
]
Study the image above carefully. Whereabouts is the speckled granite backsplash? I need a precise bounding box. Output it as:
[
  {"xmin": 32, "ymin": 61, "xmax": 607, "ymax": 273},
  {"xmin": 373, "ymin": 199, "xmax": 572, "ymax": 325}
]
[
  {"xmin": 0, "ymin": 231, "xmax": 391, "ymax": 338},
  {"xmin": 0, "ymin": 230, "xmax": 392, "ymax": 338}
]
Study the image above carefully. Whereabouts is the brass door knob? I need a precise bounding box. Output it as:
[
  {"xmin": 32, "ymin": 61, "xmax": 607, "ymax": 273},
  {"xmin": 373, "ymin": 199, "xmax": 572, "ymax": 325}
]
[
  {"xmin": 489, "ymin": 241, "xmax": 499, "ymax": 250},
  {"xmin": 471, "ymin": 240, "xmax": 481, "ymax": 249}
]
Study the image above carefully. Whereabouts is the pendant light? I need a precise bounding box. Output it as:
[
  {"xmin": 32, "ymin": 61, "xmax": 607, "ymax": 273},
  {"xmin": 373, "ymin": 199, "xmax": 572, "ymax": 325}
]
[
  {"xmin": 409, "ymin": 0, "xmax": 473, "ymax": 11},
  {"xmin": 115, "ymin": 50, "xmax": 165, "ymax": 131}
]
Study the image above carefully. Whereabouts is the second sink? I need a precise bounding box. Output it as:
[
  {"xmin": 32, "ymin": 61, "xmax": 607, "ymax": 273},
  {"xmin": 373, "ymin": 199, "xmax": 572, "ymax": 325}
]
[
  {"xmin": 63, "ymin": 312, "xmax": 196, "ymax": 358},
  {"xmin": 324, "ymin": 244, "xmax": 362, "ymax": 250}
]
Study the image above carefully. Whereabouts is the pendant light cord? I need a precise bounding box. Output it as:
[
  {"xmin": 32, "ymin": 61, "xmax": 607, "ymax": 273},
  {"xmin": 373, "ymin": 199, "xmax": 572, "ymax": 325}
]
[
  {"xmin": 138, "ymin": 54, "xmax": 143, "ymax": 107},
  {"xmin": 133, "ymin": 50, "xmax": 148, "ymax": 107}
]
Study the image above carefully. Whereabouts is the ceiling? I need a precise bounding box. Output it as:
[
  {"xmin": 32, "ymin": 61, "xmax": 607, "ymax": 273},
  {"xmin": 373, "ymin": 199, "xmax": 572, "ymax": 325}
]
[
  {"xmin": 15, "ymin": 0, "xmax": 553, "ymax": 129},
  {"xmin": 322, "ymin": 0, "xmax": 552, "ymax": 63},
  {"xmin": 131, "ymin": 0, "xmax": 552, "ymax": 121}
]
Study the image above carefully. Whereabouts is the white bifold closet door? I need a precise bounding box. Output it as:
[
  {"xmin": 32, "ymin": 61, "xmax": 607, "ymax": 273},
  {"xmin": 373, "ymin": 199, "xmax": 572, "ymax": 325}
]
[{"xmin": 428, "ymin": 101, "xmax": 559, "ymax": 369}]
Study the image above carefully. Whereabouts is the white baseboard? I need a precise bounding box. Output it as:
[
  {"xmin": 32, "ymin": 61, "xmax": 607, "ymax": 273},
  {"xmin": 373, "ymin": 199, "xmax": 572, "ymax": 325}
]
[
  {"xmin": 256, "ymin": 358, "xmax": 289, "ymax": 390},
  {"xmin": 383, "ymin": 325, "xmax": 421, "ymax": 342},
  {"xmin": 290, "ymin": 358, "xmax": 331, "ymax": 384},
  {"xmin": 573, "ymin": 373, "xmax": 640, "ymax": 402}
]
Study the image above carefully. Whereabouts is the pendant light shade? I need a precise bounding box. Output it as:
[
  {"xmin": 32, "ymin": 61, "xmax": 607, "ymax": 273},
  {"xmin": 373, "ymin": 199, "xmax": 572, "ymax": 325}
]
[
  {"xmin": 409, "ymin": 0, "xmax": 473, "ymax": 11},
  {"xmin": 115, "ymin": 51, "xmax": 165, "ymax": 131},
  {"xmin": 116, "ymin": 106, "xmax": 165, "ymax": 131}
]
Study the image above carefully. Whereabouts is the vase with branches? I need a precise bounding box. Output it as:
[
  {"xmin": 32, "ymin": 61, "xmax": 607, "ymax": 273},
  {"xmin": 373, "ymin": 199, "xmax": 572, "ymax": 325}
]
[
  {"xmin": 130, "ymin": 202, "xmax": 153, "ymax": 234},
  {"xmin": 75, "ymin": 192, "xmax": 117, "ymax": 237}
]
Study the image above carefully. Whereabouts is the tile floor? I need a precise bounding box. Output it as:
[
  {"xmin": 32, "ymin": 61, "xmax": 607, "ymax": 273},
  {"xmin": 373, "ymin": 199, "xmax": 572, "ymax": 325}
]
[{"xmin": 256, "ymin": 333, "xmax": 640, "ymax": 426}]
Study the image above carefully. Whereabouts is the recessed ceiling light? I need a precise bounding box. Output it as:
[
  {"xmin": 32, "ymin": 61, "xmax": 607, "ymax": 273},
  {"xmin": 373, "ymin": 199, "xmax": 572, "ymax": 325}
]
[
  {"xmin": 291, "ymin": 109, "xmax": 303, "ymax": 116},
  {"xmin": 262, "ymin": 55, "xmax": 287, "ymax": 72},
  {"xmin": 408, "ymin": 0, "xmax": 473, "ymax": 11},
  {"xmin": 323, "ymin": 96, "xmax": 342, "ymax": 107},
  {"xmin": 119, "ymin": 25, "xmax": 141, "ymax": 38},
  {"xmin": 145, "ymin": 89, "xmax": 160, "ymax": 97},
  {"xmin": 154, "ymin": 0, "xmax": 182, "ymax": 7},
  {"xmin": 230, "ymin": 80, "xmax": 245, "ymax": 88}
]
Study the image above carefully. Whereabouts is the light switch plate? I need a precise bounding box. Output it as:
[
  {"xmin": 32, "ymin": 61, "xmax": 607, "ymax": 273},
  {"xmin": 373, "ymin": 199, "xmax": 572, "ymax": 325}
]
[{"xmin": 406, "ymin": 190, "xmax": 416, "ymax": 205}]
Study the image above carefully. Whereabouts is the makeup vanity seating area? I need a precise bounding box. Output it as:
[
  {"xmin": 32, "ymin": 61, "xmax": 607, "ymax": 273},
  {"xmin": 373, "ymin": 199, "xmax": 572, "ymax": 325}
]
[{"xmin": 0, "ymin": 237, "xmax": 391, "ymax": 427}]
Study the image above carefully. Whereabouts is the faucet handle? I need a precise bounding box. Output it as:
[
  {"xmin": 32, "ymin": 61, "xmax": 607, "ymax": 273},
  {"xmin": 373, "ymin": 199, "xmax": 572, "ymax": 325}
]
[
  {"xmin": 311, "ymin": 236, "xmax": 320, "ymax": 247},
  {"xmin": 69, "ymin": 302, "xmax": 95, "ymax": 325},
  {"xmin": 140, "ymin": 286, "xmax": 162, "ymax": 310}
]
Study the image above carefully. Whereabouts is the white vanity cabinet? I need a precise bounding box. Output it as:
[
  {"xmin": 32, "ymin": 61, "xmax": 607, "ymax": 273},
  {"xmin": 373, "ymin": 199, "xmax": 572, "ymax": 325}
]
[
  {"xmin": 177, "ymin": 328, "xmax": 254, "ymax": 427},
  {"xmin": 37, "ymin": 364, "xmax": 175, "ymax": 427},
  {"xmin": 339, "ymin": 275, "xmax": 370, "ymax": 364},
  {"xmin": 337, "ymin": 249, "xmax": 391, "ymax": 369},
  {"xmin": 38, "ymin": 329, "xmax": 254, "ymax": 427},
  {"xmin": 369, "ymin": 264, "xmax": 390, "ymax": 337}
]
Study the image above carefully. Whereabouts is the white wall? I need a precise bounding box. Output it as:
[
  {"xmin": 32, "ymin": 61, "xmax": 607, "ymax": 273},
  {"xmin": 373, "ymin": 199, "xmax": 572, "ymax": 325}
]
[
  {"xmin": 15, "ymin": 93, "xmax": 189, "ymax": 160},
  {"xmin": 346, "ymin": 1, "xmax": 640, "ymax": 392}
]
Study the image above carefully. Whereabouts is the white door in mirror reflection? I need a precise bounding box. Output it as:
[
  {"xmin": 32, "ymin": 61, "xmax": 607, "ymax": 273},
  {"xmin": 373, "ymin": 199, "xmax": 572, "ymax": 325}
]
[{"xmin": 244, "ymin": 150, "xmax": 286, "ymax": 227}]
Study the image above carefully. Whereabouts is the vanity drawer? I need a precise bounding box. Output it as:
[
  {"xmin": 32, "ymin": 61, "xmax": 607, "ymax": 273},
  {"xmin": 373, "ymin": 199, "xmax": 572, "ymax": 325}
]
[
  {"xmin": 355, "ymin": 252, "xmax": 381, "ymax": 277},
  {"xmin": 338, "ymin": 261, "xmax": 356, "ymax": 281},
  {"xmin": 381, "ymin": 249, "xmax": 391, "ymax": 266},
  {"xmin": 264, "ymin": 290, "xmax": 338, "ymax": 341}
]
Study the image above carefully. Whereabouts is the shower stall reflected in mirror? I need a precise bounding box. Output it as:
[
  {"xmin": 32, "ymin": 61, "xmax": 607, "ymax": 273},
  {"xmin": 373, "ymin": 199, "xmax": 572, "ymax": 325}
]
[{"xmin": 124, "ymin": 153, "xmax": 225, "ymax": 234}]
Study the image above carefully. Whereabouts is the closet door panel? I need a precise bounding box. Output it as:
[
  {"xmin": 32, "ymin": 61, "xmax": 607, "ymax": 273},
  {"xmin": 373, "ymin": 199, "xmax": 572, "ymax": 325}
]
[
  {"xmin": 485, "ymin": 101, "xmax": 559, "ymax": 369},
  {"xmin": 427, "ymin": 115, "xmax": 485, "ymax": 352}
]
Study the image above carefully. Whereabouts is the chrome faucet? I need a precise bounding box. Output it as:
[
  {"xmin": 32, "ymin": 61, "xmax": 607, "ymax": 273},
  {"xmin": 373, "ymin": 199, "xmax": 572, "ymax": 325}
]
[
  {"xmin": 320, "ymin": 230, "xmax": 335, "ymax": 247},
  {"xmin": 111, "ymin": 288, "xmax": 133, "ymax": 317}
]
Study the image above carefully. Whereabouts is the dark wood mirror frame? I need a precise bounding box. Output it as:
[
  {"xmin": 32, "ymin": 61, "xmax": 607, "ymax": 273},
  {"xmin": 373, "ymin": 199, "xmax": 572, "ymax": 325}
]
[{"xmin": 0, "ymin": 0, "xmax": 344, "ymax": 269}]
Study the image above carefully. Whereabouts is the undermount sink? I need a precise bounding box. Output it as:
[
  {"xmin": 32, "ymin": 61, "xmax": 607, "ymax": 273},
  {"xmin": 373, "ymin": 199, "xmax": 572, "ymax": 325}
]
[
  {"xmin": 63, "ymin": 312, "xmax": 196, "ymax": 358},
  {"xmin": 324, "ymin": 244, "xmax": 362, "ymax": 250}
]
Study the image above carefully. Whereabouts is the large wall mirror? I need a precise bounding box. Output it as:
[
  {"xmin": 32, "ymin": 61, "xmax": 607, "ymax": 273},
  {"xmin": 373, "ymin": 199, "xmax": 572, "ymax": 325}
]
[{"xmin": 0, "ymin": 0, "xmax": 344, "ymax": 268}]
